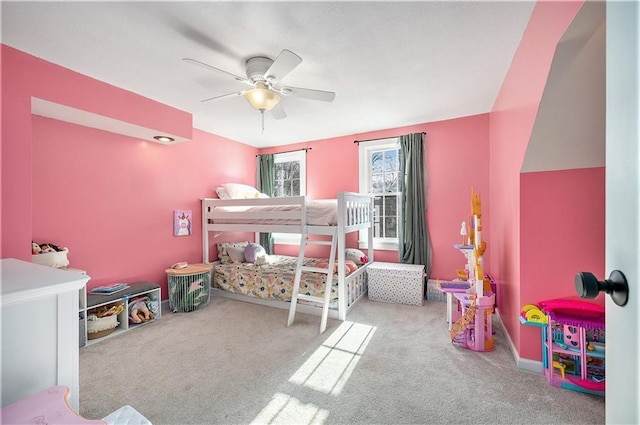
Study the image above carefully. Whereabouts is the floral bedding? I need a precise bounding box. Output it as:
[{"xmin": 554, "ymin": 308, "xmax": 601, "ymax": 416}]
[{"xmin": 213, "ymin": 255, "xmax": 339, "ymax": 302}]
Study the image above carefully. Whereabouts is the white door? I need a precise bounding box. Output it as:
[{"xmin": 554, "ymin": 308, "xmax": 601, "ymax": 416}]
[{"xmin": 606, "ymin": 3, "xmax": 639, "ymax": 423}]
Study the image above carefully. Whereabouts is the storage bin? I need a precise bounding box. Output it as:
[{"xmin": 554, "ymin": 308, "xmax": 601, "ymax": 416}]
[
  {"xmin": 87, "ymin": 313, "xmax": 119, "ymax": 340},
  {"xmin": 426, "ymin": 279, "xmax": 447, "ymax": 302},
  {"xmin": 165, "ymin": 263, "xmax": 212, "ymax": 312},
  {"xmin": 87, "ymin": 302, "xmax": 124, "ymax": 340},
  {"xmin": 31, "ymin": 248, "xmax": 69, "ymax": 268},
  {"xmin": 366, "ymin": 262, "xmax": 425, "ymax": 306}
]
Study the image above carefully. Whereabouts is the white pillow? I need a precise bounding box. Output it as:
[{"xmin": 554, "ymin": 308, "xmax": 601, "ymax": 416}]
[
  {"xmin": 222, "ymin": 183, "xmax": 260, "ymax": 199},
  {"xmin": 215, "ymin": 187, "xmax": 231, "ymax": 199},
  {"xmin": 227, "ymin": 246, "xmax": 246, "ymax": 263},
  {"xmin": 217, "ymin": 241, "xmax": 249, "ymax": 264},
  {"xmin": 345, "ymin": 248, "xmax": 368, "ymax": 265}
]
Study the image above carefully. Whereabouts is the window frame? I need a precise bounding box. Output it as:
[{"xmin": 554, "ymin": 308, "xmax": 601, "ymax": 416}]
[{"xmin": 358, "ymin": 138, "xmax": 402, "ymax": 251}]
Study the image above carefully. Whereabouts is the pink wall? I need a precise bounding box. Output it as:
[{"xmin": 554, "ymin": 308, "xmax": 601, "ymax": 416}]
[
  {"xmin": 519, "ymin": 167, "xmax": 605, "ymax": 360},
  {"xmin": 260, "ymin": 116, "xmax": 490, "ymax": 278},
  {"xmin": 1, "ymin": 44, "xmax": 191, "ymax": 261},
  {"xmin": 489, "ymin": 0, "xmax": 585, "ymax": 359},
  {"xmin": 31, "ymin": 117, "xmax": 256, "ymax": 294},
  {"xmin": 420, "ymin": 115, "xmax": 490, "ymax": 280},
  {"xmin": 3, "ymin": 44, "xmax": 491, "ymax": 302},
  {"xmin": 2, "ymin": 44, "xmax": 257, "ymax": 298}
]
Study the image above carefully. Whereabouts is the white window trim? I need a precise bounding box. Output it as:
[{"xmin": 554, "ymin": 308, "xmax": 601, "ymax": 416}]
[
  {"xmin": 358, "ymin": 138, "xmax": 400, "ymax": 251},
  {"xmin": 272, "ymin": 150, "xmax": 306, "ymax": 245}
]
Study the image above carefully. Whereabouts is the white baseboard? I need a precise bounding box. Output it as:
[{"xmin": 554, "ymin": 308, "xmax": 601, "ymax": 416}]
[
  {"xmin": 495, "ymin": 308, "xmax": 543, "ymax": 374},
  {"xmin": 518, "ymin": 357, "xmax": 544, "ymax": 374}
]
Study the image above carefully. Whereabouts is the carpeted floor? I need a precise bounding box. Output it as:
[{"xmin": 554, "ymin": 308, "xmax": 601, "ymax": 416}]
[{"xmin": 79, "ymin": 296, "xmax": 605, "ymax": 424}]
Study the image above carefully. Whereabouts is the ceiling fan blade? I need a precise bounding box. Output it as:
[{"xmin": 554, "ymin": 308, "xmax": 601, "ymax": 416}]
[
  {"xmin": 201, "ymin": 90, "xmax": 245, "ymax": 103},
  {"xmin": 264, "ymin": 50, "xmax": 302, "ymax": 83},
  {"xmin": 174, "ymin": 24, "xmax": 241, "ymax": 61},
  {"xmin": 271, "ymin": 103, "xmax": 287, "ymax": 120},
  {"xmin": 279, "ymin": 86, "xmax": 336, "ymax": 102},
  {"xmin": 183, "ymin": 58, "xmax": 251, "ymax": 85}
]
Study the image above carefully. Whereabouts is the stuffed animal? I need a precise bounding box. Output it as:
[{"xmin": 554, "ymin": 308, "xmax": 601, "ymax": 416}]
[
  {"xmin": 32, "ymin": 242, "xmax": 64, "ymax": 254},
  {"xmin": 40, "ymin": 243, "xmax": 63, "ymax": 252},
  {"xmin": 31, "ymin": 242, "xmax": 70, "ymax": 268},
  {"xmin": 244, "ymin": 243, "xmax": 266, "ymax": 263},
  {"xmin": 129, "ymin": 298, "xmax": 155, "ymax": 324}
]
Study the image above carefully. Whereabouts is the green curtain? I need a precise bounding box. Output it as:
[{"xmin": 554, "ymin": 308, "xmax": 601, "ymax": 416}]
[
  {"xmin": 257, "ymin": 154, "xmax": 275, "ymax": 254},
  {"xmin": 399, "ymin": 133, "xmax": 432, "ymax": 281}
]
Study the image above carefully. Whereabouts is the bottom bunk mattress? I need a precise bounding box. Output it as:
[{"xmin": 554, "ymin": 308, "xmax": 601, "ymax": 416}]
[{"xmin": 213, "ymin": 255, "xmax": 339, "ymax": 302}]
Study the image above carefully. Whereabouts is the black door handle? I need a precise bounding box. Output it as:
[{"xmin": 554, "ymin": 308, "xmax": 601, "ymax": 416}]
[{"xmin": 575, "ymin": 270, "xmax": 629, "ymax": 307}]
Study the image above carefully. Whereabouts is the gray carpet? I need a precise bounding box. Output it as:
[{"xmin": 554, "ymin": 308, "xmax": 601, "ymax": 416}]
[{"xmin": 79, "ymin": 296, "xmax": 605, "ymax": 424}]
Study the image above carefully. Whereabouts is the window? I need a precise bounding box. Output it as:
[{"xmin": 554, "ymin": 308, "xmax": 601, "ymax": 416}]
[
  {"xmin": 272, "ymin": 150, "xmax": 306, "ymax": 244},
  {"xmin": 274, "ymin": 151, "xmax": 306, "ymax": 197},
  {"xmin": 359, "ymin": 138, "xmax": 402, "ymax": 250}
]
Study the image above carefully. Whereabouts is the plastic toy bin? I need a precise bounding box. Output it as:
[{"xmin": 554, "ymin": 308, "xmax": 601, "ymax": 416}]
[
  {"xmin": 165, "ymin": 263, "xmax": 213, "ymax": 313},
  {"xmin": 366, "ymin": 262, "xmax": 426, "ymax": 306}
]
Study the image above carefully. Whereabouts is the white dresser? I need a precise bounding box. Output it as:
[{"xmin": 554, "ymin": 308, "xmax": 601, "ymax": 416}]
[{"xmin": 1, "ymin": 258, "xmax": 90, "ymax": 411}]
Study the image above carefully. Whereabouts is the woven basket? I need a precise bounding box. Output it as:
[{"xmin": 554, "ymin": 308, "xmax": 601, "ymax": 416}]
[
  {"xmin": 87, "ymin": 327, "xmax": 117, "ymax": 340},
  {"xmin": 87, "ymin": 314, "xmax": 119, "ymax": 339}
]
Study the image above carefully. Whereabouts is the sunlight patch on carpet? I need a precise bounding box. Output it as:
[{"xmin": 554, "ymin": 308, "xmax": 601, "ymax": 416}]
[
  {"xmin": 250, "ymin": 321, "xmax": 376, "ymax": 424},
  {"xmin": 288, "ymin": 321, "xmax": 376, "ymax": 395},
  {"xmin": 250, "ymin": 392, "xmax": 329, "ymax": 425}
]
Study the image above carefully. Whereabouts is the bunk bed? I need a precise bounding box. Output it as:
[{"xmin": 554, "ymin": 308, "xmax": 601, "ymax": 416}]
[{"xmin": 202, "ymin": 192, "xmax": 374, "ymax": 326}]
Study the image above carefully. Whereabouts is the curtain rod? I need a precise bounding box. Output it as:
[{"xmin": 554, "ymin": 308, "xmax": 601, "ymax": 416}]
[
  {"xmin": 353, "ymin": 132, "xmax": 425, "ymax": 145},
  {"xmin": 256, "ymin": 147, "xmax": 312, "ymax": 157}
]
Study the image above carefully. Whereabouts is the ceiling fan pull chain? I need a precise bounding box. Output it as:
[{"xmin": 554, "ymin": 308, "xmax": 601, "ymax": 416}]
[{"xmin": 261, "ymin": 110, "xmax": 265, "ymax": 134}]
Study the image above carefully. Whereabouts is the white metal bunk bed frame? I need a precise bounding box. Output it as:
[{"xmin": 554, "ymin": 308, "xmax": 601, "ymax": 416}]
[{"xmin": 202, "ymin": 192, "xmax": 374, "ymax": 323}]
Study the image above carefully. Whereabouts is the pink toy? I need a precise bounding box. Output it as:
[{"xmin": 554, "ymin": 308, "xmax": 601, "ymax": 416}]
[
  {"xmin": 450, "ymin": 293, "xmax": 495, "ymax": 352},
  {"xmin": 525, "ymin": 298, "xmax": 606, "ymax": 396},
  {"xmin": 538, "ymin": 298, "xmax": 604, "ymax": 317},
  {"xmin": 0, "ymin": 386, "xmax": 104, "ymax": 424}
]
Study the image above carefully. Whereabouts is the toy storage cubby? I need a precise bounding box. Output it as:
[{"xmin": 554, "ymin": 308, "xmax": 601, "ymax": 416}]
[{"xmin": 79, "ymin": 281, "xmax": 161, "ymax": 347}]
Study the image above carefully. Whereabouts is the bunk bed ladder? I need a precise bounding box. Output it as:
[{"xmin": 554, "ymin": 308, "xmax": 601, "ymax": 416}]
[{"xmin": 287, "ymin": 227, "xmax": 338, "ymax": 334}]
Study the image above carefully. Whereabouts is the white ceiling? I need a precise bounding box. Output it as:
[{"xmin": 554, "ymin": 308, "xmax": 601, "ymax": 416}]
[{"xmin": 1, "ymin": 1, "xmax": 535, "ymax": 148}]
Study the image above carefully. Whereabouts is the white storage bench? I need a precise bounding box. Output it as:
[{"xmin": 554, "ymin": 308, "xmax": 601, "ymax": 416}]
[{"xmin": 366, "ymin": 262, "xmax": 425, "ymax": 306}]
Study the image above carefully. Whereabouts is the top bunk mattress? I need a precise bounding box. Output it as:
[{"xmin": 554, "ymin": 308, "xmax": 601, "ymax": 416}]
[{"xmin": 208, "ymin": 199, "xmax": 338, "ymax": 226}]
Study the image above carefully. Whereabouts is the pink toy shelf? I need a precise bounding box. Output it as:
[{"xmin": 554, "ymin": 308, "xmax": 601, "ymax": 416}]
[{"xmin": 520, "ymin": 299, "xmax": 605, "ymax": 396}]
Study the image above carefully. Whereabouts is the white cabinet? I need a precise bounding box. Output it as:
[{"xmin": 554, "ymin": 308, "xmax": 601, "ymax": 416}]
[
  {"xmin": 1, "ymin": 259, "xmax": 89, "ymax": 412},
  {"xmin": 80, "ymin": 281, "xmax": 161, "ymax": 346}
]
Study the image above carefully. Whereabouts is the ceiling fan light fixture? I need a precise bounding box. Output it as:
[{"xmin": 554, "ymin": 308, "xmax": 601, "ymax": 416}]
[{"xmin": 244, "ymin": 82, "xmax": 281, "ymax": 111}]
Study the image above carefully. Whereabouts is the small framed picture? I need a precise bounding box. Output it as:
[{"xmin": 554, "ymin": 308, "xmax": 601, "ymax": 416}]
[{"xmin": 174, "ymin": 210, "xmax": 192, "ymax": 236}]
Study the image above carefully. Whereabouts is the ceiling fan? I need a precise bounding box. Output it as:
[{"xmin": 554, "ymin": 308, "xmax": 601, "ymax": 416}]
[{"xmin": 183, "ymin": 49, "xmax": 336, "ymax": 131}]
